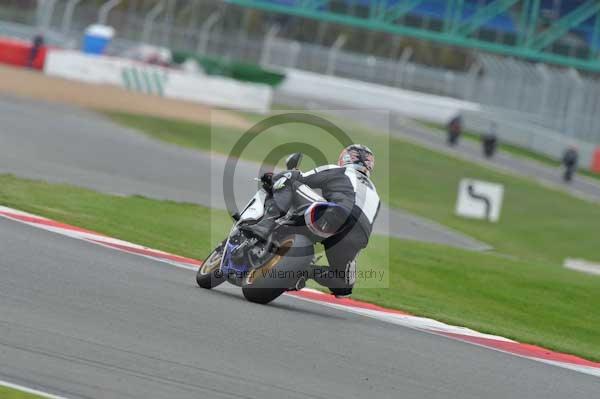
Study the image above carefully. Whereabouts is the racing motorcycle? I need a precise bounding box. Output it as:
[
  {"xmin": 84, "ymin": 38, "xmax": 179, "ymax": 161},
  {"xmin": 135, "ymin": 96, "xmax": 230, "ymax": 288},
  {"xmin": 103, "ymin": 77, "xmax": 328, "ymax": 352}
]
[{"xmin": 196, "ymin": 153, "xmax": 327, "ymax": 304}]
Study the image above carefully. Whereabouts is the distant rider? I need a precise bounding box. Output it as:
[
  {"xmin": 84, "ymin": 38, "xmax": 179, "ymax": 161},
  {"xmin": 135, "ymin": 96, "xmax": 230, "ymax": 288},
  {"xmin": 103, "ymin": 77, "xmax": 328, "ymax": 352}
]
[{"xmin": 245, "ymin": 144, "xmax": 380, "ymax": 298}]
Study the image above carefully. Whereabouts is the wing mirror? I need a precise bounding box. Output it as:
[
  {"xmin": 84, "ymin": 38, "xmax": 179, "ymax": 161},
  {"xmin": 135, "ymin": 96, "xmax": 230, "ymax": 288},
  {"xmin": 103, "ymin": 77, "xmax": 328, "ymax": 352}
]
[{"xmin": 285, "ymin": 153, "xmax": 303, "ymax": 170}]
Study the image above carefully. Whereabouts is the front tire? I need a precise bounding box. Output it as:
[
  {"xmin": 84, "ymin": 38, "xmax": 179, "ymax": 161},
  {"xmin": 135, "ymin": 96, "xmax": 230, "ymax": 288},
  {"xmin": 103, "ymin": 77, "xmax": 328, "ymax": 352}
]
[{"xmin": 196, "ymin": 244, "xmax": 226, "ymax": 289}]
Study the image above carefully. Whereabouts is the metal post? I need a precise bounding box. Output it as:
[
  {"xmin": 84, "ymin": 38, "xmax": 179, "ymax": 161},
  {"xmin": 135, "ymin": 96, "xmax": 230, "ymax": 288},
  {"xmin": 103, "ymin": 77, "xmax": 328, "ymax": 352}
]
[
  {"xmin": 197, "ymin": 11, "xmax": 221, "ymax": 55},
  {"xmin": 326, "ymin": 34, "xmax": 346, "ymax": 75},
  {"xmin": 390, "ymin": 36, "xmax": 402, "ymax": 59},
  {"xmin": 98, "ymin": 0, "xmax": 122, "ymax": 25},
  {"xmin": 38, "ymin": 0, "xmax": 58, "ymax": 31},
  {"xmin": 443, "ymin": 70, "xmax": 455, "ymax": 95},
  {"xmin": 366, "ymin": 56, "xmax": 376, "ymax": 81},
  {"xmin": 123, "ymin": 0, "xmax": 138, "ymax": 41},
  {"xmin": 61, "ymin": 0, "xmax": 82, "ymax": 35},
  {"xmin": 164, "ymin": 0, "xmax": 176, "ymax": 47},
  {"xmin": 464, "ymin": 62, "xmax": 482, "ymax": 100},
  {"xmin": 238, "ymin": 8, "xmax": 251, "ymax": 41},
  {"xmin": 395, "ymin": 46, "xmax": 413, "ymax": 87},
  {"xmin": 142, "ymin": 0, "xmax": 165, "ymax": 44},
  {"xmin": 565, "ymin": 68, "xmax": 583, "ymax": 136},
  {"xmin": 533, "ymin": 63, "xmax": 546, "ymax": 114},
  {"xmin": 186, "ymin": 1, "xmax": 199, "ymax": 36},
  {"xmin": 316, "ymin": 21, "xmax": 327, "ymax": 44},
  {"xmin": 36, "ymin": 0, "xmax": 47, "ymax": 28},
  {"xmin": 288, "ymin": 41, "xmax": 301, "ymax": 69},
  {"xmin": 260, "ymin": 24, "xmax": 280, "ymax": 67}
]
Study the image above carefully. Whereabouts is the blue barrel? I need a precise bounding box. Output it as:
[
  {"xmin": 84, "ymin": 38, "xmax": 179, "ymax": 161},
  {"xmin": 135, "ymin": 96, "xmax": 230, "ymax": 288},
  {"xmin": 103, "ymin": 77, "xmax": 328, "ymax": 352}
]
[{"xmin": 82, "ymin": 24, "xmax": 114, "ymax": 55}]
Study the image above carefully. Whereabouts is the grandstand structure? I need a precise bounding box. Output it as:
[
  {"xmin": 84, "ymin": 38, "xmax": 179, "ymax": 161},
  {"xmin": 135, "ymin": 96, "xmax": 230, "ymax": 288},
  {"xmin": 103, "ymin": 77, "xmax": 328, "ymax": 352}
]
[{"xmin": 229, "ymin": 1, "xmax": 600, "ymax": 71}]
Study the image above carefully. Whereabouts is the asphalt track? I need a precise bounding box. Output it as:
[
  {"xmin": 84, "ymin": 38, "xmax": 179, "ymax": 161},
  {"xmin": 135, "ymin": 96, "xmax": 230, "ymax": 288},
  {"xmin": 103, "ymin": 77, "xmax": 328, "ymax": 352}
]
[
  {"xmin": 0, "ymin": 95, "xmax": 488, "ymax": 250},
  {"xmin": 1, "ymin": 218, "xmax": 599, "ymax": 399}
]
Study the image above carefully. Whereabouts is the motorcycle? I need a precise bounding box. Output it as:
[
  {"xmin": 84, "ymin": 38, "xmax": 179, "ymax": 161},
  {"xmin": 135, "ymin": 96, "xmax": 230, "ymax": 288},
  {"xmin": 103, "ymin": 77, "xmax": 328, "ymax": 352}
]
[{"xmin": 196, "ymin": 153, "xmax": 326, "ymax": 304}]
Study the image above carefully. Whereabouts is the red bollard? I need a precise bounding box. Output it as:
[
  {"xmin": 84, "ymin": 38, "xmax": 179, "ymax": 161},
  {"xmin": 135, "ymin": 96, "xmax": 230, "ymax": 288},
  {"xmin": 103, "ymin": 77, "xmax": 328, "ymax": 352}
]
[{"xmin": 592, "ymin": 148, "xmax": 600, "ymax": 174}]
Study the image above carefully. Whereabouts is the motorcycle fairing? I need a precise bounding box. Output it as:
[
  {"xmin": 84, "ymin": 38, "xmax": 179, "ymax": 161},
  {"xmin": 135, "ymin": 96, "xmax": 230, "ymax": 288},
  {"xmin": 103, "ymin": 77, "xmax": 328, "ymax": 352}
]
[{"xmin": 239, "ymin": 189, "xmax": 267, "ymax": 222}]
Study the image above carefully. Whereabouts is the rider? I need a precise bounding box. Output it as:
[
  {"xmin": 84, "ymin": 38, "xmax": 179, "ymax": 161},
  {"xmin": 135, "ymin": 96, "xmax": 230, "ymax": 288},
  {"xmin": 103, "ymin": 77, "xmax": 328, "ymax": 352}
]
[{"xmin": 246, "ymin": 144, "xmax": 380, "ymax": 298}]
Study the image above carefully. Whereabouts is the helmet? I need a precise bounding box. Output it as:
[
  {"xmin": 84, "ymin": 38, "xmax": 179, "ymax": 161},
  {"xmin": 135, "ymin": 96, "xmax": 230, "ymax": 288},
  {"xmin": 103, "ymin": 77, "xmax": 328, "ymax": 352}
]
[{"xmin": 338, "ymin": 144, "xmax": 375, "ymax": 176}]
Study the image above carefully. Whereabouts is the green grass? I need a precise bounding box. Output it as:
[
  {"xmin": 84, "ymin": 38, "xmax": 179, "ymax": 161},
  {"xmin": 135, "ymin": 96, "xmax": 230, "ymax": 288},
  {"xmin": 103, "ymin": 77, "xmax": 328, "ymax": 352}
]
[
  {"xmin": 0, "ymin": 385, "xmax": 46, "ymax": 399},
  {"xmin": 1, "ymin": 174, "xmax": 599, "ymax": 361},
  {"xmin": 417, "ymin": 120, "xmax": 600, "ymax": 182},
  {"xmin": 107, "ymin": 111, "xmax": 600, "ymax": 265},
  {"xmin": 0, "ymin": 174, "xmax": 230, "ymax": 259}
]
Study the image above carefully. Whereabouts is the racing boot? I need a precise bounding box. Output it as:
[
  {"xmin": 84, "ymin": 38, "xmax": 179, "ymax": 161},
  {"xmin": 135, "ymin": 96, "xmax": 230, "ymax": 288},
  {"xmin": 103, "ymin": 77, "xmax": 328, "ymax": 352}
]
[
  {"xmin": 310, "ymin": 266, "xmax": 353, "ymax": 298},
  {"xmin": 329, "ymin": 287, "xmax": 353, "ymax": 299}
]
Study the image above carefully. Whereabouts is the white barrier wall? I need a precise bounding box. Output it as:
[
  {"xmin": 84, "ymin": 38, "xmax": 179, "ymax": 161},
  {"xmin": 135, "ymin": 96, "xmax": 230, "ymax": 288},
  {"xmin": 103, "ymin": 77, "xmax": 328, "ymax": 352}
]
[
  {"xmin": 278, "ymin": 68, "xmax": 480, "ymax": 124},
  {"xmin": 44, "ymin": 50, "xmax": 272, "ymax": 113}
]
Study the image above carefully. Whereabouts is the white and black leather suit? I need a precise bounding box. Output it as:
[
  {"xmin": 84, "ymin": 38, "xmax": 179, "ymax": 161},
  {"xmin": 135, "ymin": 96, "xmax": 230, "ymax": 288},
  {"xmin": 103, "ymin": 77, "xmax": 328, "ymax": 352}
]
[{"xmin": 270, "ymin": 165, "xmax": 380, "ymax": 295}]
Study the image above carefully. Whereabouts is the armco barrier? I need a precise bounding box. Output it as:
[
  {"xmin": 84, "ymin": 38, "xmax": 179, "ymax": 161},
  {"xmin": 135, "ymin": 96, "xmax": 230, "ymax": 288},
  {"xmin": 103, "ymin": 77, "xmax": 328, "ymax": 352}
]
[
  {"xmin": 44, "ymin": 49, "xmax": 272, "ymax": 113},
  {"xmin": 0, "ymin": 36, "xmax": 45, "ymax": 70}
]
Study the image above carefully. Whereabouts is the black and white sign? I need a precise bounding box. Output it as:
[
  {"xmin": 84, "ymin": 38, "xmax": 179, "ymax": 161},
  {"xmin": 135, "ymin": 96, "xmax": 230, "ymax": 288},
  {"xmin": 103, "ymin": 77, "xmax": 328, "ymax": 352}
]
[{"xmin": 455, "ymin": 179, "xmax": 504, "ymax": 222}]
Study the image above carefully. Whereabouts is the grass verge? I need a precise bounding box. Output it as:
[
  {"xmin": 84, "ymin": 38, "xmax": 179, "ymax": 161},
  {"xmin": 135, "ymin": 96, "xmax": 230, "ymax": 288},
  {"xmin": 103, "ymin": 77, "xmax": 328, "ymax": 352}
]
[
  {"xmin": 1, "ymin": 174, "xmax": 599, "ymax": 361},
  {"xmin": 0, "ymin": 385, "xmax": 47, "ymax": 399},
  {"xmin": 106, "ymin": 111, "xmax": 600, "ymax": 265}
]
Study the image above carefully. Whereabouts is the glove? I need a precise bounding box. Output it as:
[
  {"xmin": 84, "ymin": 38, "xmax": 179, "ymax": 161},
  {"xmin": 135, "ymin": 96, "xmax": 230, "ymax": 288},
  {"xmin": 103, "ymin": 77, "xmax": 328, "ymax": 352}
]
[{"xmin": 260, "ymin": 172, "xmax": 274, "ymax": 192}]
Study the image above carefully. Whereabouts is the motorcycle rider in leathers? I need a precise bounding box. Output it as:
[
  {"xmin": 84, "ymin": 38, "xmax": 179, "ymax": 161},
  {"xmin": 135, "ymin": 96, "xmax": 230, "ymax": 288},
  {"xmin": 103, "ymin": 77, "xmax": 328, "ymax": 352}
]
[{"xmin": 244, "ymin": 144, "xmax": 380, "ymax": 298}]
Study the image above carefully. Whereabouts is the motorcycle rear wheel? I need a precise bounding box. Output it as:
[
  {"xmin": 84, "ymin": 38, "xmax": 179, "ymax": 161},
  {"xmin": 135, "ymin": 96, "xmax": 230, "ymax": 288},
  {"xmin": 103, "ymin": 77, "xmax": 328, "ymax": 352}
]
[{"xmin": 242, "ymin": 235, "xmax": 313, "ymax": 304}]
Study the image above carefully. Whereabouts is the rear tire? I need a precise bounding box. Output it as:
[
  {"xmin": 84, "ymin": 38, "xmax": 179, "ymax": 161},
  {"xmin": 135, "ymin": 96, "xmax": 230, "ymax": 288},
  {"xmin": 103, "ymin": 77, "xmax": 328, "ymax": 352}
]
[
  {"xmin": 196, "ymin": 244, "xmax": 226, "ymax": 289},
  {"xmin": 242, "ymin": 235, "xmax": 313, "ymax": 304},
  {"xmin": 242, "ymin": 287, "xmax": 286, "ymax": 304}
]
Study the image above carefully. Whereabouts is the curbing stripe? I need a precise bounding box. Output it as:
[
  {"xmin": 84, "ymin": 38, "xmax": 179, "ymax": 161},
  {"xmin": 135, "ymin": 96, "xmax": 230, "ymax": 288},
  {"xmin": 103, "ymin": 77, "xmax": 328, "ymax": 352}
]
[
  {"xmin": 0, "ymin": 206, "xmax": 200, "ymax": 269},
  {"xmin": 0, "ymin": 205, "xmax": 598, "ymax": 378},
  {"xmin": 288, "ymin": 288, "xmax": 600, "ymax": 377}
]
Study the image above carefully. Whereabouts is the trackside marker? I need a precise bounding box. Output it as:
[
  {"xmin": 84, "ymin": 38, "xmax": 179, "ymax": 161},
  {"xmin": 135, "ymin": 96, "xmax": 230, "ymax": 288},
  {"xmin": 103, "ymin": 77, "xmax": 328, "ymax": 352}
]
[{"xmin": 1, "ymin": 205, "xmax": 599, "ymax": 378}]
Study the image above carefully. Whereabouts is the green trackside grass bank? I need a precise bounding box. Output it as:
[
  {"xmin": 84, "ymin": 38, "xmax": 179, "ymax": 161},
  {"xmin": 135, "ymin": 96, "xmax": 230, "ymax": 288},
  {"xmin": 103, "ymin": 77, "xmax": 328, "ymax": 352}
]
[
  {"xmin": 1, "ymin": 174, "xmax": 599, "ymax": 361},
  {"xmin": 107, "ymin": 111, "xmax": 600, "ymax": 265},
  {"xmin": 0, "ymin": 385, "xmax": 46, "ymax": 399}
]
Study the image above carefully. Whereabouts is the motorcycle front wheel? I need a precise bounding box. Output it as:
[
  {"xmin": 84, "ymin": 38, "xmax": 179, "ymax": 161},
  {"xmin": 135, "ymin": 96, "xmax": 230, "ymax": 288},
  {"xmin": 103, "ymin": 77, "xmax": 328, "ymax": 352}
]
[{"xmin": 196, "ymin": 243, "xmax": 226, "ymax": 289}]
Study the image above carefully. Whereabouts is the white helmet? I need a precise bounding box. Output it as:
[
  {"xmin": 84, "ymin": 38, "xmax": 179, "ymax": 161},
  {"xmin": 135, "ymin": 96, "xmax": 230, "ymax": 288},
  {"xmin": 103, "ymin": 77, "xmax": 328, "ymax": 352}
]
[{"xmin": 338, "ymin": 144, "xmax": 375, "ymax": 176}]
